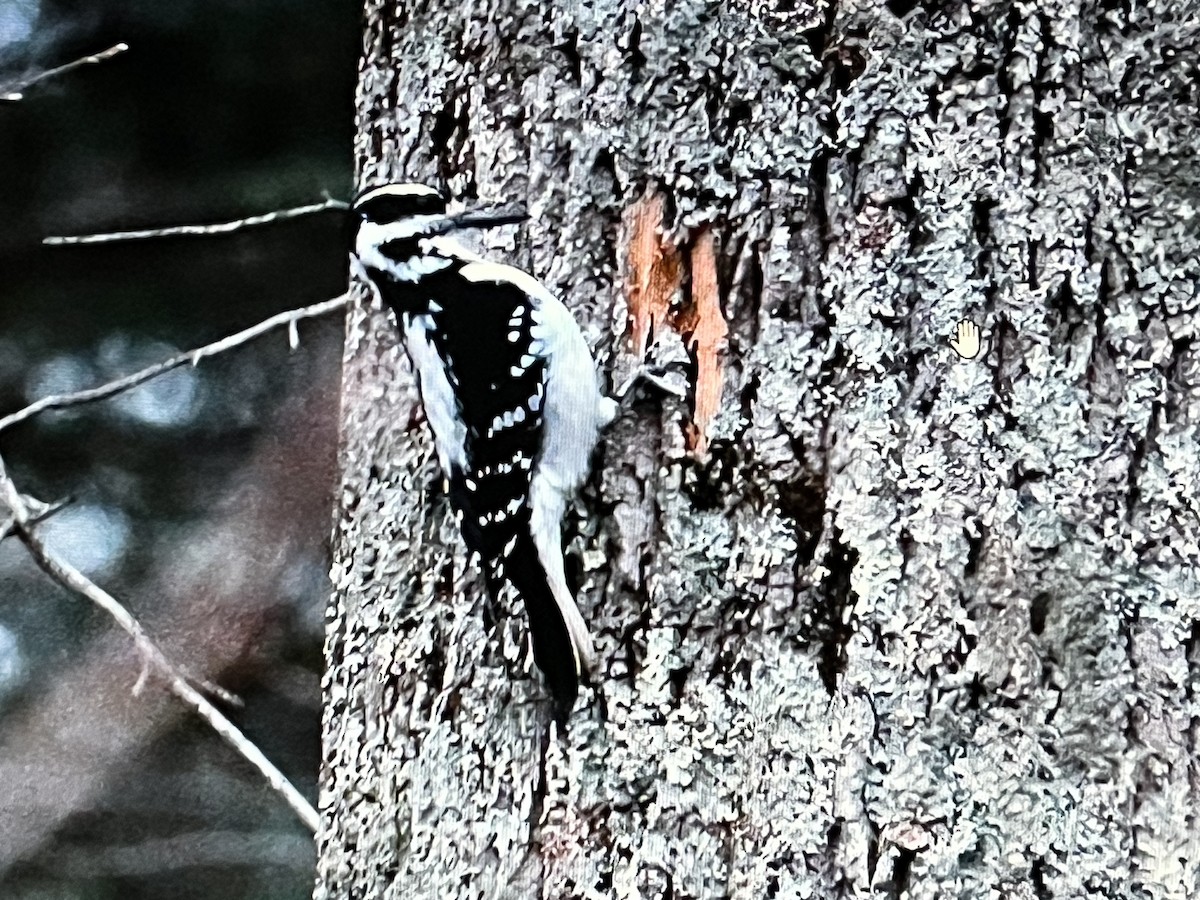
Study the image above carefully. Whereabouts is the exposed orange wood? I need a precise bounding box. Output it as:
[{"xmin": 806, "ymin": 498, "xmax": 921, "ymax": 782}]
[
  {"xmin": 624, "ymin": 191, "xmax": 682, "ymax": 359},
  {"xmin": 676, "ymin": 230, "xmax": 727, "ymax": 455},
  {"xmin": 622, "ymin": 193, "xmax": 728, "ymax": 456}
]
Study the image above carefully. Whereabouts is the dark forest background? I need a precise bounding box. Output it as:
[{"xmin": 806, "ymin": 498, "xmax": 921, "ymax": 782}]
[{"xmin": 0, "ymin": 1, "xmax": 356, "ymax": 897}]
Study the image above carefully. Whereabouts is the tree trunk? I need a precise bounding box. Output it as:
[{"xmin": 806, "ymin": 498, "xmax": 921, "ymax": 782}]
[{"xmin": 317, "ymin": 1, "xmax": 1200, "ymax": 897}]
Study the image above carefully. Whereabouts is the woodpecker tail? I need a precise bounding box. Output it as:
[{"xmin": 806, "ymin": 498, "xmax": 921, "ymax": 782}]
[{"xmin": 486, "ymin": 529, "xmax": 589, "ymax": 725}]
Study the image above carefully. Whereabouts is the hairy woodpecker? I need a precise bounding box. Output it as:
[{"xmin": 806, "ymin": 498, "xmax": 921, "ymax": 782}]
[{"xmin": 351, "ymin": 183, "xmax": 614, "ymax": 722}]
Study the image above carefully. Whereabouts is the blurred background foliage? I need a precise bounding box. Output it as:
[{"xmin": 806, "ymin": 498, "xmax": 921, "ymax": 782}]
[{"xmin": 0, "ymin": 0, "xmax": 357, "ymax": 896}]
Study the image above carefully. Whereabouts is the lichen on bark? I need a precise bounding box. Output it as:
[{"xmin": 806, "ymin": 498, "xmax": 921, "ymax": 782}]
[{"xmin": 318, "ymin": 1, "xmax": 1200, "ymax": 898}]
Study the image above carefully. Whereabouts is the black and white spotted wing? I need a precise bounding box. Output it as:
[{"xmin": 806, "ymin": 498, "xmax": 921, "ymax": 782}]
[
  {"xmin": 369, "ymin": 250, "xmax": 585, "ymax": 718},
  {"xmin": 431, "ymin": 272, "xmax": 582, "ymax": 710},
  {"xmin": 413, "ymin": 271, "xmax": 538, "ymax": 554}
]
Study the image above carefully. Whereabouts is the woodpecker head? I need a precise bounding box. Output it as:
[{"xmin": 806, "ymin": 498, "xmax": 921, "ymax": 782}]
[
  {"xmin": 352, "ymin": 182, "xmax": 527, "ymax": 268},
  {"xmin": 353, "ymin": 183, "xmax": 449, "ymax": 239}
]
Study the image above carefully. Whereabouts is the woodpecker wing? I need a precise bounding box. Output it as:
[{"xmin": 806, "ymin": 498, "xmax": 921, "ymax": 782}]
[{"xmin": 422, "ymin": 264, "xmax": 585, "ymax": 719}]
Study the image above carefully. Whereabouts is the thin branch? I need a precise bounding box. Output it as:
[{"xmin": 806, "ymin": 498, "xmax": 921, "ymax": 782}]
[
  {"xmin": 44, "ymin": 198, "xmax": 350, "ymax": 245},
  {"xmin": 0, "ymin": 495, "xmax": 73, "ymax": 542},
  {"xmin": 0, "ymin": 456, "xmax": 319, "ymax": 833},
  {"xmin": 187, "ymin": 672, "xmax": 245, "ymax": 709},
  {"xmin": 2, "ymin": 495, "xmax": 243, "ymax": 708},
  {"xmin": 0, "ymin": 43, "xmax": 129, "ymax": 102},
  {"xmin": 0, "ymin": 293, "xmax": 350, "ymax": 434}
]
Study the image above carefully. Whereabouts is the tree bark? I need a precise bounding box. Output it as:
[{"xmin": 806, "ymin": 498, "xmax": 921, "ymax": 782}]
[{"xmin": 318, "ymin": 1, "xmax": 1200, "ymax": 897}]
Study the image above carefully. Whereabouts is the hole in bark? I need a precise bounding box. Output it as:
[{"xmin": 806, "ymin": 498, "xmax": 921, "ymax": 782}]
[
  {"xmin": 964, "ymin": 524, "xmax": 985, "ymax": 575},
  {"xmin": 1047, "ymin": 278, "xmax": 1083, "ymax": 340},
  {"xmin": 555, "ymin": 27, "xmax": 583, "ymax": 81},
  {"xmin": 425, "ymin": 633, "xmax": 446, "ymax": 694},
  {"xmin": 801, "ymin": 0, "xmax": 837, "ymax": 57},
  {"xmin": 1031, "ymin": 857, "xmax": 1053, "ymax": 900},
  {"xmin": 668, "ymin": 662, "xmax": 692, "ymax": 700},
  {"xmin": 776, "ymin": 475, "xmax": 825, "ymax": 565},
  {"xmin": 972, "ymin": 196, "xmax": 996, "ymax": 243},
  {"xmin": 829, "ymin": 45, "xmax": 867, "ymax": 92},
  {"xmin": 429, "ymin": 104, "xmax": 458, "ymax": 154},
  {"xmin": 916, "ymin": 382, "xmax": 940, "ymax": 416},
  {"xmin": 1127, "ymin": 428, "xmax": 1151, "ymax": 520},
  {"xmin": 682, "ymin": 439, "xmax": 739, "ymax": 511},
  {"xmin": 809, "ymin": 151, "xmax": 830, "ymax": 240},
  {"xmin": 739, "ymin": 245, "xmax": 765, "ymax": 327},
  {"xmin": 592, "ymin": 146, "xmax": 620, "ymax": 193},
  {"xmin": 1185, "ymin": 620, "xmax": 1200, "ymax": 669},
  {"xmin": 727, "ymin": 99, "xmax": 752, "ymax": 136},
  {"xmin": 810, "ymin": 529, "xmax": 858, "ymax": 695},
  {"xmin": 439, "ymin": 686, "xmax": 462, "ymax": 723},
  {"xmin": 884, "ymin": 846, "xmax": 916, "ymax": 898},
  {"xmin": 1030, "ymin": 592, "xmax": 1051, "ymax": 635},
  {"xmin": 827, "ymin": 820, "xmax": 842, "ymax": 850},
  {"xmin": 627, "ymin": 16, "xmax": 646, "ymax": 73},
  {"xmin": 886, "ymin": 0, "xmax": 920, "ymax": 15},
  {"xmin": 965, "ymin": 674, "xmax": 985, "ymax": 709}
]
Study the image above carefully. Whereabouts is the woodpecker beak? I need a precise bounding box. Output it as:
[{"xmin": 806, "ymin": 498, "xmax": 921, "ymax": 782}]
[{"xmin": 447, "ymin": 205, "xmax": 529, "ymax": 231}]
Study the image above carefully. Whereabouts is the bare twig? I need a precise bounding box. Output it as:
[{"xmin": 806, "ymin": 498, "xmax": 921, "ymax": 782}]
[
  {"xmin": 0, "ymin": 43, "xmax": 129, "ymax": 102},
  {"xmin": 0, "ymin": 293, "xmax": 349, "ymax": 433},
  {"xmin": 2, "ymin": 493, "xmax": 242, "ymax": 708},
  {"xmin": 44, "ymin": 197, "xmax": 350, "ymax": 245},
  {"xmin": 188, "ymin": 672, "xmax": 244, "ymax": 708},
  {"xmin": 0, "ymin": 456, "xmax": 319, "ymax": 833},
  {"xmin": 0, "ymin": 495, "xmax": 74, "ymax": 542}
]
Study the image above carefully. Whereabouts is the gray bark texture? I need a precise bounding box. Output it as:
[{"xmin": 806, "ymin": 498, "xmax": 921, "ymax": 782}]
[{"xmin": 317, "ymin": 0, "xmax": 1200, "ymax": 897}]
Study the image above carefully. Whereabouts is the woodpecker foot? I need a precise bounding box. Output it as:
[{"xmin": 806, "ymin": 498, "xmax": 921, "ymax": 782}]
[{"xmin": 613, "ymin": 364, "xmax": 689, "ymax": 407}]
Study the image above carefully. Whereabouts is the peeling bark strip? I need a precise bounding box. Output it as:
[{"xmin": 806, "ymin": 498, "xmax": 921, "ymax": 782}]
[
  {"xmin": 676, "ymin": 229, "xmax": 727, "ymax": 454},
  {"xmin": 323, "ymin": 0, "xmax": 1200, "ymax": 898},
  {"xmin": 623, "ymin": 192, "xmax": 728, "ymax": 454},
  {"xmin": 623, "ymin": 190, "xmax": 681, "ymax": 360}
]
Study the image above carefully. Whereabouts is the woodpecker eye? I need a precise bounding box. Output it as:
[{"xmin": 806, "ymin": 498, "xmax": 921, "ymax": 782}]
[{"xmin": 354, "ymin": 189, "xmax": 447, "ymax": 223}]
